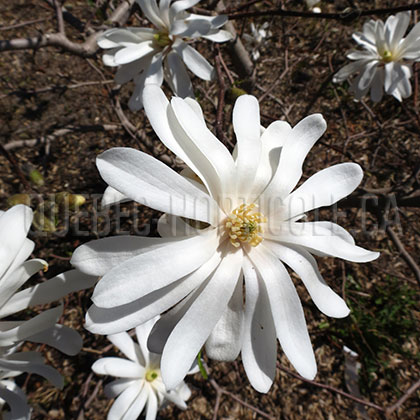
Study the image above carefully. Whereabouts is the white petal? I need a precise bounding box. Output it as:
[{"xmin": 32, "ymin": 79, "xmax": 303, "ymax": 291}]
[
  {"xmin": 386, "ymin": 12, "xmax": 410, "ymax": 50},
  {"xmin": 357, "ymin": 60, "xmax": 378, "ymax": 91},
  {"xmin": 92, "ymin": 357, "xmax": 144, "ymax": 378},
  {"xmin": 0, "ymin": 270, "xmax": 97, "ymax": 318},
  {"xmin": 170, "ymin": 0, "xmax": 200, "ymax": 17},
  {"xmin": 0, "ymin": 305, "xmax": 62, "ymax": 347},
  {"xmin": 107, "ymin": 382, "xmax": 141, "ymax": 420},
  {"xmin": 265, "ymin": 242, "xmax": 350, "ymax": 318},
  {"xmin": 91, "ymin": 230, "xmax": 218, "ymax": 308},
  {"xmin": 0, "ymin": 259, "xmax": 46, "ymax": 309},
  {"xmin": 115, "ymin": 54, "xmax": 153, "ymax": 85},
  {"xmin": 104, "ymin": 378, "xmax": 134, "ymax": 398},
  {"xmin": 27, "ymin": 324, "xmax": 83, "ymax": 355},
  {"xmin": 0, "ymin": 357, "xmax": 63, "ymax": 388},
  {"xmin": 333, "ymin": 60, "xmax": 372, "ymax": 83},
  {"xmin": 138, "ymin": 0, "xmax": 166, "ymax": 28},
  {"xmin": 370, "ymin": 66, "xmax": 384, "ymax": 102},
  {"xmin": 135, "ymin": 316, "xmax": 159, "ymax": 367},
  {"xmin": 241, "ymin": 256, "xmax": 277, "ymax": 393},
  {"xmin": 107, "ymin": 332, "xmax": 139, "ymax": 362},
  {"xmin": 96, "ymin": 147, "xmax": 221, "ymax": 225},
  {"xmin": 86, "ymin": 250, "xmax": 222, "ymax": 335},
  {"xmin": 145, "ymin": 386, "xmax": 158, "ymax": 420},
  {"xmin": 102, "ymin": 186, "xmax": 130, "ymax": 207},
  {"xmin": 174, "ymin": 41, "xmax": 215, "ymax": 81},
  {"xmin": 114, "ymin": 42, "xmax": 156, "ymax": 65},
  {"xmin": 205, "ymin": 276, "xmax": 244, "ymax": 361},
  {"xmin": 123, "ymin": 383, "xmax": 150, "ymax": 420},
  {"xmin": 170, "ymin": 96, "xmax": 236, "ymax": 203},
  {"xmin": 265, "ymin": 222, "xmax": 380, "ymax": 263},
  {"xmin": 128, "ymin": 70, "xmax": 149, "ymax": 111},
  {"xmin": 97, "ymin": 28, "xmax": 146, "ymax": 49},
  {"xmin": 279, "ymin": 163, "xmax": 363, "ymax": 220},
  {"xmin": 170, "ymin": 19, "xmax": 211, "ymax": 38},
  {"xmin": 161, "ymin": 248, "xmax": 243, "ymax": 389},
  {"xmin": 0, "ymin": 382, "xmax": 31, "ymax": 420},
  {"xmin": 247, "ymin": 245, "xmax": 317, "ymax": 380},
  {"xmin": 261, "ymin": 114, "xmax": 327, "ymax": 205},
  {"xmin": 144, "ymin": 52, "xmax": 164, "ymax": 86},
  {"xmin": 0, "ymin": 205, "xmax": 32, "ymax": 279},
  {"xmin": 202, "ymin": 30, "xmax": 232, "ymax": 43},
  {"xmin": 157, "ymin": 213, "xmax": 198, "ymax": 238},
  {"xmin": 233, "ymin": 95, "xmax": 262, "ymax": 201},
  {"xmin": 164, "ymin": 51, "xmax": 194, "ymax": 98}
]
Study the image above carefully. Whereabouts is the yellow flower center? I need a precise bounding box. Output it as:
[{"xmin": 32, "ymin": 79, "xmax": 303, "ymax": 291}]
[
  {"xmin": 382, "ymin": 50, "xmax": 393, "ymax": 63},
  {"xmin": 225, "ymin": 203, "xmax": 267, "ymax": 248},
  {"xmin": 153, "ymin": 31, "xmax": 171, "ymax": 48},
  {"xmin": 145, "ymin": 369, "xmax": 159, "ymax": 382}
]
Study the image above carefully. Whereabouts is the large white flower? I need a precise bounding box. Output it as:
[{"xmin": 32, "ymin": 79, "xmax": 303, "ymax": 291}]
[
  {"xmin": 98, "ymin": 0, "xmax": 232, "ymax": 110},
  {"xmin": 333, "ymin": 12, "xmax": 420, "ymax": 102},
  {"xmin": 0, "ymin": 205, "xmax": 97, "ymax": 418},
  {"xmin": 72, "ymin": 85, "xmax": 379, "ymax": 393},
  {"xmin": 92, "ymin": 316, "xmax": 192, "ymax": 420}
]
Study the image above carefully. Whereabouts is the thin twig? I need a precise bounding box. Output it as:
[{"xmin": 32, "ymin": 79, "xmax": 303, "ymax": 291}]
[
  {"xmin": 228, "ymin": 3, "xmax": 420, "ymax": 21},
  {"xmin": 386, "ymin": 226, "xmax": 420, "ymax": 285},
  {"xmin": 53, "ymin": 0, "xmax": 65, "ymax": 34},
  {"xmin": 385, "ymin": 378, "xmax": 420, "ymax": 417}
]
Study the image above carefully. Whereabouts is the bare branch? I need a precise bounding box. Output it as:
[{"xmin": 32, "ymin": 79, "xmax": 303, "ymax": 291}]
[{"xmin": 228, "ymin": 3, "xmax": 420, "ymax": 21}]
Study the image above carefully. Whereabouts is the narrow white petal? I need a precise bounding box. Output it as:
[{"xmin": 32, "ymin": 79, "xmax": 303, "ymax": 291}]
[
  {"xmin": 261, "ymin": 114, "xmax": 327, "ymax": 205},
  {"xmin": 358, "ymin": 60, "xmax": 378, "ymax": 91},
  {"xmin": 138, "ymin": 0, "xmax": 166, "ymax": 28},
  {"xmin": 114, "ymin": 42, "xmax": 156, "ymax": 65},
  {"xmin": 265, "ymin": 241, "xmax": 350, "ymax": 318},
  {"xmin": 102, "ymin": 186, "xmax": 130, "ymax": 207},
  {"xmin": 241, "ymin": 257, "xmax": 277, "ymax": 393},
  {"xmin": 0, "ymin": 383, "xmax": 31, "ymax": 420},
  {"xmin": 164, "ymin": 51, "xmax": 194, "ymax": 98},
  {"xmin": 169, "ymin": 0, "xmax": 200, "ymax": 17},
  {"xmin": 92, "ymin": 357, "xmax": 144, "ymax": 378},
  {"xmin": 202, "ymin": 30, "xmax": 232, "ymax": 43},
  {"xmin": 265, "ymin": 222, "xmax": 379, "ymax": 263},
  {"xmin": 27, "ymin": 324, "xmax": 83, "ymax": 355},
  {"xmin": 96, "ymin": 147, "xmax": 221, "ymax": 225},
  {"xmin": 279, "ymin": 163, "xmax": 363, "ymax": 220},
  {"xmin": 0, "ymin": 270, "xmax": 97, "ymax": 318},
  {"xmin": 247, "ymin": 245, "xmax": 317, "ymax": 380},
  {"xmin": 145, "ymin": 387, "xmax": 158, "ymax": 420},
  {"xmin": 107, "ymin": 332, "xmax": 139, "ymax": 362},
  {"xmin": 104, "ymin": 378, "xmax": 135, "ymax": 398},
  {"xmin": 92, "ymin": 230, "xmax": 218, "ymax": 308},
  {"xmin": 144, "ymin": 52, "xmax": 164, "ymax": 86},
  {"xmin": 233, "ymin": 95, "xmax": 262, "ymax": 201},
  {"xmin": 107, "ymin": 383, "xmax": 141, "ymax": 420},
  {"xmin": 174, "ymin": 41, "xmax": 215, "ymax": 81},
  {"xmin": 0, "ymin": 205, "xmax": 33, "ymax": 279},
  {"xmin": 205, "ymin": 276, "xmax": 244, "ymax": 361},
  {"xmin": 161, "ymin": 248, "xmax": 243, "ymax": 389},
  {"xmin": 123, "ymin": 383, "xmax": 150, "ymax": 420}
]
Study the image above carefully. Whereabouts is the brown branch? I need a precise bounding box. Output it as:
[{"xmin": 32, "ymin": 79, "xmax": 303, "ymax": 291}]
[
  {"xmin": 228, "ymin": 3, "xmax": 420, "ymax": 21},
  {"xmin": 0, "ymin": 0, "xmax": 135, "ymax": 55},
  {"xmin": 53, "ymin": 0, "xmax": 65, "ymax": 34},
  {"xmin": 386, "ymin": 226, "xmax": 420, "ymax": 285},
  {"xmin": 385, "ymin": 378, "xmax": 420, "ymax": 417}
]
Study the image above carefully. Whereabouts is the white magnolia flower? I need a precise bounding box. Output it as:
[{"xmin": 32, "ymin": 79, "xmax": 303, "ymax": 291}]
[
  {"xmin": 0, "ymin": 205, "xmax": 97, "ymax": 418},
  {"xmin": 243, "ymin": 22, "xmax": 272, "ymax": 61},
  {"xmin": 92, "ymin": 316, "xmax": 192, "ymax": 420},
  {"xmin": 333, "ymin": 12, "xmax": 420, "ymax": 102},
  {"xmin": 72, "ymin": 85, "xmax": 379, "ymax": 393},
  {"xmin": 98, "ymin": 0, "xmax": 232, "ymax": 110}
]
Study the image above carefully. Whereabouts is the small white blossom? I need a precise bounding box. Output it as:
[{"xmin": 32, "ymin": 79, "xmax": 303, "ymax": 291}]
[
  {"xmin": 333, "ymin": 12, "xmax": 420, "ymax": 102},
  {"xmin": 305, "ymin": 0, "xmax": 321, "ymax": 13},
  {"xmin": 98, "ymin": 0, "xmax": 232, "ymax": 110},
  {"xmin": 92, "ymin": 316, "xmax": 192, "ymax": 420},
  {"xmin": 243, "ymin": 22, "xmax": 272, "ymax": 61},
  {"xmin": 72, "ymin": 86, "xmax": 379, "ymax": 393}
]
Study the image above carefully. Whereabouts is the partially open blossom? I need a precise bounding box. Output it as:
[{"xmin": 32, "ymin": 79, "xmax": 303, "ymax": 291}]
[
  {"xmin": 92, "ymin": 316, "xmax": 192, "ymax": 420},
  {"xmin": 333, "ymin": 12, "xmax": 420, "ymax": 102},
  {"xmin": 97, "ymin": 0, "xmax": 232, "ymax": 110},
  {"xmin": 72, "ymin": 85, "xmax": 379, "ymax": 393},
  {"xmin": 0, "ymin": 205, "xmax": 97, "ymax": 418}
]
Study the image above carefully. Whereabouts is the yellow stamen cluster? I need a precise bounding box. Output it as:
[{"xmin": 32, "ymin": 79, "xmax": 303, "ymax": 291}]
[
  {"xmin": 382, "ymin": 50, "xmax": 393, "ymax": 63},
  {"xmin": 145, "ymin": 369, "xmax": 159, "ymax": 382},
  {"xmin": 153, "ymin": 31, "xmax": 171, "ymax": 48},
  {"xmin": 226, "ymin": 203, "xmax": 267, "ymax": 248}
]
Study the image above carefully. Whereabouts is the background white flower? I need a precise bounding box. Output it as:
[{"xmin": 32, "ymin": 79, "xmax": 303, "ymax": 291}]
[
  {"xmin": 98, "ymin": 0, "xmax": 232, "ymax": 110},
  {"xmin": 333, "ymin": 12, "xmax": 420, "ymax": 102},
  {"xmin": 242, "ymin": 22, "xmax": 272, "ymax": 61},
  {"xmin": 92, "ymin": 316, "xmax": 192, "ymax": 420},
  {"xmin": 72, "ymin": 85, "xmax": 379, "ymax": 393},
  {"xmin": 0, "ymin": 205, "xmax": 97, "ymax": 418},
  {"xmin": 305, "ymin": 0, "xmax": 321, "ymax": 13}
]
